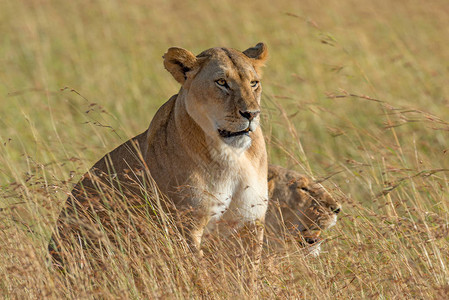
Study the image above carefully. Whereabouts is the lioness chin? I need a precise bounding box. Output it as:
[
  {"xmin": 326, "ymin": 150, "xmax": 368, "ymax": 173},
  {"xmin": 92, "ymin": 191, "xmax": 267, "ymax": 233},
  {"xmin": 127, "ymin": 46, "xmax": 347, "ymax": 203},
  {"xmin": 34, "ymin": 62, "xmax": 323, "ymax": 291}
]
[
  {"xmin": 49, "ymin": 43, "xmax": 269, "ymax": 266},
  {"xmin": 265, "ymin": 164, "xmax": 341, "ymax": 257}
]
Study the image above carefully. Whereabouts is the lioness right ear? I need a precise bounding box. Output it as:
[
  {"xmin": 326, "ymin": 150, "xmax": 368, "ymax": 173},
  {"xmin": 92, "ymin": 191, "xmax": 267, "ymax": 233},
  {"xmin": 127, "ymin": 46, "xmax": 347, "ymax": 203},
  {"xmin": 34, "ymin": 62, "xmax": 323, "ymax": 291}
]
[
  {"xmin": 163, "ymin": 47, "xmax": 198, "ymax": 84},
  {"xmin": 243, "ymin": 42, "xmax": 268, "ymax": 61},
  {"xmin": 243, "ymin": 42, "xmax": 268, "ymax": 74}
]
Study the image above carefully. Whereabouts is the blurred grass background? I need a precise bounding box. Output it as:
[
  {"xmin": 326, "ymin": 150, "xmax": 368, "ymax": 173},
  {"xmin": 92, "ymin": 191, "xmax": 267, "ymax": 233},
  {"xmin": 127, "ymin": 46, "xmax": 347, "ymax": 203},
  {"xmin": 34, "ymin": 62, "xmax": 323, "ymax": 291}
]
[{"xmin": 1, "ymin": 0, "xmax": 449, "ymax": 298}]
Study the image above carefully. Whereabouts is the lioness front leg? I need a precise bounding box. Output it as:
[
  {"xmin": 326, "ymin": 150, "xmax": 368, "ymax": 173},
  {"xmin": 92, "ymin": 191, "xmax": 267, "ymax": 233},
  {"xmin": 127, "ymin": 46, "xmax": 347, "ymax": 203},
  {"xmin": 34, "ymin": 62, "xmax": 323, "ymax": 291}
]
[
  {"xmin": 186, "ymin": 223, "xmax": 206, "ymax": 257},
  {"xmin": 236, "ymin": 219, "xmax": 265, "ymax": 268},
  {"xmin": 179, "ymin": 210, "xmax": 210, "ymax": 258}
]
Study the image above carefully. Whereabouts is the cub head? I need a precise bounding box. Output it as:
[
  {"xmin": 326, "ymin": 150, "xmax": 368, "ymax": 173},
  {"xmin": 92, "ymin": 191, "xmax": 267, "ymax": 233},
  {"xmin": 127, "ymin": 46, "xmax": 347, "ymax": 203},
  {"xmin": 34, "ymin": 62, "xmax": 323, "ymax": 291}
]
[
  {"xmin": 163, "ymin": 43, "xmax": 268, "ymax": 149},
  {"xmin": 266, "ymin": 165, "xmax": 341, "ymax": 250}
]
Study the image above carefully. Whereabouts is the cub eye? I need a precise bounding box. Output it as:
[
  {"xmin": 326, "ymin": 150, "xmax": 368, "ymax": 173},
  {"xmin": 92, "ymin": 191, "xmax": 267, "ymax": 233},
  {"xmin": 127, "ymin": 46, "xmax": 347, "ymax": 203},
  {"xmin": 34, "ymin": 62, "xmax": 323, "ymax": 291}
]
[
  {"xmin": 250, "ymin": 80, "xmax": 259, "ymax": 88},
  {"xmin": 216, "ymin": 79, "xmax": 227, "ymax": 87}
]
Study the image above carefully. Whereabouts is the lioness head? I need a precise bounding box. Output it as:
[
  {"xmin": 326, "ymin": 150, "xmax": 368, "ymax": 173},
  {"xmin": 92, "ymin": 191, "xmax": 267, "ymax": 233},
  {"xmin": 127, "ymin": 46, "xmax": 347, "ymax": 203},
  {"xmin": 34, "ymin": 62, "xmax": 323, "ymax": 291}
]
[
  {"xmin": 163, "ymin": 43, "xmax": 268, "ymax": 149},
  {"xmin": 266, "ymin": 165, "xmax": 341, "ymax": 253}
]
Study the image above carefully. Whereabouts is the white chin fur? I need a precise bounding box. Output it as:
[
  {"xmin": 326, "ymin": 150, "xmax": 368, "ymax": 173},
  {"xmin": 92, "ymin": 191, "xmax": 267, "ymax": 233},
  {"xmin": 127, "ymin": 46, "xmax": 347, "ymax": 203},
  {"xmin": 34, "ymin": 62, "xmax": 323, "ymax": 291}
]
[
  {"xmin": 222, "ymin": 134, "xmax": 252, "ymax": 149},
  {"xmin": 304, "ymin": 242, "xmax": 322, "ymax": 257},
  {"xmin": 328, "ymin": 215, "xmax": 338, "ymax": 228}
]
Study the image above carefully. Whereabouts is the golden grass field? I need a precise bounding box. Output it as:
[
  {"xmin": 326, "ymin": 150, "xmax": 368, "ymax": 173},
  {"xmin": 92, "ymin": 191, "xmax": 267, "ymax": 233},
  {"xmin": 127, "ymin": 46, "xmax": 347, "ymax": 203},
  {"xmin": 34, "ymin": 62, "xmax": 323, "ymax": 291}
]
[{"xmin": 1, "ymin": 0, "xmax": 449, "ymax": 298}]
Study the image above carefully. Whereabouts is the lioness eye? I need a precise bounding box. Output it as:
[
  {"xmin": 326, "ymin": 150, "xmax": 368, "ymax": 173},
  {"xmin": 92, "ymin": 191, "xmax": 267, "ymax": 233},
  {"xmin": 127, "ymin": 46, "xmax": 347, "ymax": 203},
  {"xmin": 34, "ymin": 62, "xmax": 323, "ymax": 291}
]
[
  {"xmin": 250, "ymin": 80, "xmax": 259, "ymax": 88},
  {"xmin": 216, "ymin": 79, "xmax": 227, "ymax": 87}
]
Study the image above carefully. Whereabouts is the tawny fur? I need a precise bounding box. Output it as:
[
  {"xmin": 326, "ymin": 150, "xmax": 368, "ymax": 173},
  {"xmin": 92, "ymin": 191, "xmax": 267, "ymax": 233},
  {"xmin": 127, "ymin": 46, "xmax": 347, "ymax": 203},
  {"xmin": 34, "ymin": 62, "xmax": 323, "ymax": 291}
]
[
  {"xmin": 49, "ymin": 43, "xmax": 269, "ymax": 264},
  {"xmin": 265, "ymin": 164, "xmax": 341, "ymax": 255}
]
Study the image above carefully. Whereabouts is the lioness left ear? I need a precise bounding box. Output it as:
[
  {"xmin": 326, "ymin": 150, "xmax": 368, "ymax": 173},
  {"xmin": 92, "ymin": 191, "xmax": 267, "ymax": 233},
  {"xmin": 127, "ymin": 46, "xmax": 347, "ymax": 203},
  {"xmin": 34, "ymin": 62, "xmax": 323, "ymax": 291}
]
[
  {"xmin": 163, "ymin": 47, "xmax": 198, "ymax": 84},
  {"xmin": 243, "ymin": 42, "xmax": 268, "ymax": 71}
]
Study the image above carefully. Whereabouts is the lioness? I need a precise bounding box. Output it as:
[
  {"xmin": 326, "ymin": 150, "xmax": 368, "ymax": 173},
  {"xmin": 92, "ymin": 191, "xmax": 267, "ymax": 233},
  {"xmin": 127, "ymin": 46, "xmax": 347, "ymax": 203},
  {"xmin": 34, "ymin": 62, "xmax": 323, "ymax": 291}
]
[
  {"xmin": 49, "ymin": 43, "xmax": 269, "ymax": 265},
  {"xmin": 265, "ymin": 165, "xmax": 341, "ymax": 256}
]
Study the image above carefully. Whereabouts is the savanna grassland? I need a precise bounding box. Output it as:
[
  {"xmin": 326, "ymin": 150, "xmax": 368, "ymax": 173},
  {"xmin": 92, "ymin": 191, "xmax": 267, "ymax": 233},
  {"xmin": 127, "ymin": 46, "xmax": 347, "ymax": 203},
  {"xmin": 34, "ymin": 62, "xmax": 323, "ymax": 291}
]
[{"xmin": 1, "ymin": 0, "xmax": 449, "ymax": 298}]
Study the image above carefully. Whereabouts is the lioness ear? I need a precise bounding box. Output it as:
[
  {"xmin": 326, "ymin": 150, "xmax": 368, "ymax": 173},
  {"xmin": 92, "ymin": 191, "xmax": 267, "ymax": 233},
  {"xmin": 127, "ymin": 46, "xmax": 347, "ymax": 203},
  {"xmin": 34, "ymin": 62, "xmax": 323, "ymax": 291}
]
[
  {"xmin": 243, "ymin": 42, "xmax": 268, "ymax": 67},
  {"xmin": 163, "ymin": 47, "xmax": 198, "ymax": 84}
]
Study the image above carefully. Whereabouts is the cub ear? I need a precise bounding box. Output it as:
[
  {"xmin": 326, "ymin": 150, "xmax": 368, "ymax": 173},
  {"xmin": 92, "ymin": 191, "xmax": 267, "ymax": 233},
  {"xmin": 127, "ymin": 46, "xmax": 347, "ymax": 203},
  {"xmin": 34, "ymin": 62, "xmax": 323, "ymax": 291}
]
[
  {"xmin": 163, "ymin": 47, "xmax": 198, "ymax": 84},
  {"xmin": 243, "ymin": 42, "xmax": 268, "ymax": 64}
]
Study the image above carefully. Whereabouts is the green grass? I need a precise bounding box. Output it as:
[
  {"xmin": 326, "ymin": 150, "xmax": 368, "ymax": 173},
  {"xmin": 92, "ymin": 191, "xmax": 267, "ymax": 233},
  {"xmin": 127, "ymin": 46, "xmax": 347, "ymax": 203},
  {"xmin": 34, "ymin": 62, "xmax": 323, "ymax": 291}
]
[{"xmin": 1, "ymin": 0, "xmax": 449, "ymax": 298}]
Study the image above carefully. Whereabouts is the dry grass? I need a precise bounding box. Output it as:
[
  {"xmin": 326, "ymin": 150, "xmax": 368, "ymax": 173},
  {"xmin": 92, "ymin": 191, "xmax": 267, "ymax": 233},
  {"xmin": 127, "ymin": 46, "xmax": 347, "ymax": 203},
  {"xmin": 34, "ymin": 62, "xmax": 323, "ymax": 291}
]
[{"xmin": 1, "ymin": 0, "xmax": 449, "ymax": 298}]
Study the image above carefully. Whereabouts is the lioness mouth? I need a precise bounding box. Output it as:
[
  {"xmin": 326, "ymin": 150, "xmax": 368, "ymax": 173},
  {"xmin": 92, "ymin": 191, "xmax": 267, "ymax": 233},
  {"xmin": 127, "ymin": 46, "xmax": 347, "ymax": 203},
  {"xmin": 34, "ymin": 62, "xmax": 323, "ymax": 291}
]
[{"xmin": 218, "ymin": 127, "xmax": 250, "ymax": 138}]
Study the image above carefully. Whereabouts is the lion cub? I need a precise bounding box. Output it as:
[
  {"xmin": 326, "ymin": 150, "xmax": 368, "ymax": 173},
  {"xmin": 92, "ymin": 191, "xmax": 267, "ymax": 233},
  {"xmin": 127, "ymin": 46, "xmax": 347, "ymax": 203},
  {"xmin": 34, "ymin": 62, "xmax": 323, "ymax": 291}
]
[{"xmin": 265, "ymin": 165, "xmax": 341, "ymax": 256}]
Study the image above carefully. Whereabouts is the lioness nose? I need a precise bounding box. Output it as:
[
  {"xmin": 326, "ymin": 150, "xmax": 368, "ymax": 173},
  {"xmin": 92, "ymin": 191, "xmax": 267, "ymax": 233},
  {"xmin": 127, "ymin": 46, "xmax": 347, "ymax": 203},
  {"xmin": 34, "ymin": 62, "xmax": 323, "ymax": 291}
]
[{"xmin": 239, "ymin": 110, "xmax": 260, "ymax": 121}]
